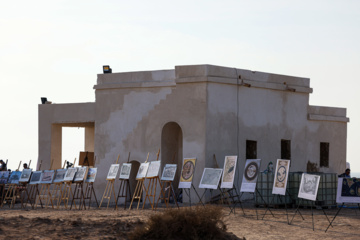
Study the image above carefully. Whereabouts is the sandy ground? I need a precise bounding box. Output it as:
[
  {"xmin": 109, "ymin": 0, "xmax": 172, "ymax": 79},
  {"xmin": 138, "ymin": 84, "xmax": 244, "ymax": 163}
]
[{"xmin": 0, "ymin": 203, "xmax": 360, "ymax": 240}]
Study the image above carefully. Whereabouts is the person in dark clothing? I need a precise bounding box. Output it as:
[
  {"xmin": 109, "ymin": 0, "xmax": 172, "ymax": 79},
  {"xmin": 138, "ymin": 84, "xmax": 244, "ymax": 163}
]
[
  {"xmin": 0, "ymin": 160, "xmax": 7, "ymax": 171},
  {"xmin": 338, "ymin": 168, "xmax": 351, "ymax": 178}
]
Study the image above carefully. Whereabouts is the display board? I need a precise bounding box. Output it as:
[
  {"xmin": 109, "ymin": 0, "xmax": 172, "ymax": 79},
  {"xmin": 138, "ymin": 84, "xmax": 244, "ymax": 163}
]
[
  {"xmin": 119, "ymin": 163, "xmax": 132, "ymax": 179},
  {"xmin": 85, "ymin": 168, "xmax": 97, "ymax": 183},
  {"xmin": 19, "ymin": 169, "xmax": 33, "ymax": 183},
  {"xmin": 74, "ymin": 166, "xmax": 88, "ymax": 182},
  {"xmin": 336, "ymin": 177, "xmax": 360, "ymax": 203},
  {"xmin": 240, "ymin": 159, "xmax": 261, "ymax": 193},
  {"xmin": 64, "ymin": 168, "xmax": 77, "ymax": 182},
  {"xmin": 220, "ymin": 156, "xmax": 238, "ymax": 189},
  {"xmin": 9, "ymin": 171, "xmax": 22, "ymax": 184},
  {"xmin": 53, "ymin": 169, "xmax": 67, "ymax": 183},
  {"xmin": 161, "ymin": 164, "xmax": 177, "ymax": 181},
  {"xmin": 199, "ymin": 168, "xmax": 223, "ymax": 189},
  {"xmin": 0, "ymin": 171, "xmax": 9, "ymax": 184},
  {"xmin": 146, "ymin": 160, "xmax": 161, "ymax": 178},
  {"xmin": 298, "ymin": 173, "xmax": 321, "ymax": 201},
  {"xmin": 272, "ymin": 159, "xmax": 290, "ymax": 195},
  {"xmin": 29, "ymin": 171, "xmax": 42, "ymax": 185},
  {"xmin": 79, "ymin": 151, "xmax": 95, "ymax": 166},
  {"xmin": 40, "ymin": 170, "xmax": 55, "ymax": 184},
  {"xmin": 106, "ymin": 164, "xmax": 120, "ymax": 180},
  {"xmin": 136, "ymin": 162, "xmax": 150, "ymax": 179},
  {"xmin": 179, "ymin": 158, "xmax": 197, "ymax": 189}
]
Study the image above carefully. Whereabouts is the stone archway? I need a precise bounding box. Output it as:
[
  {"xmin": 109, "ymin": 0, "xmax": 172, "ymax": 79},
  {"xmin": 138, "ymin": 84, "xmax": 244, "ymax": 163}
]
[{"xmin": 129, "ymin": 160, "xmax": 140, "ymax": 201}]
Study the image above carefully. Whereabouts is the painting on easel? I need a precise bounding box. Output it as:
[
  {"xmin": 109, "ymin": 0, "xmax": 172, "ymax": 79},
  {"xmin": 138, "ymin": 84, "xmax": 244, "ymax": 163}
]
[
  {"xmin": 19, "ymin": 169, "xmax": 33, "ymax": 183},
  {"xmin": 220, "ymin": 156, "xmax": 238, "ymax": 189},
  {"xmin": 199, "ymin": 168, "xmax": 223, "ymax": 189},
  {"xmin": 136, "ymin": 162, "xmax": 150, "ymax": 179},
  {"xmin": 0, "ymin": 171, "xmax": 10, "ymax": 184},
  {"xmin": 336, "ymin": 177, "xmax": 360, "ymax": 203},
  {"xmin": 29, "ymin": 171, "xmax": 42, "ymax": 184},
  {"xmin": 74, "ymin": 167, "xmax": 88, "ymax": 182},
  {"xmin": 40, "ymin": 170, "xmax": 55, "ymax": 184},
  {"xmin": 64, "ymin": 168, "xmax": 77, "ymax": 182},
  {"xmin": 272, "ymin": 159, "xmax": 290, "ymax": 195},
  {"xmin": 119, "ymin": 163, "xmax": 132, "ymax": 179},
  {"xmin": 240, "ymin": 159, "xmax": 261, "ymax": 193},
  {"xmin": 298, "ymin": 173, "xmax": 320, "ymax": 201},
  {"xmin": 146, "ymin": 160, "xmax": 161, "ymax": 178},
  {"xmin": 107, "ymin": 164, "xmax": 120, "ymax": 180},
  {"xmin": 161, "ymin": 164, "xmax": 177, "ymax": 181},
  {"xmin": 86, "ymin": 168, "xmax": 97, "ymax": 183},
  {"xmin": 53, "ymin": 169, "xmax": 67, "ymax": 183},
  {"xmin": 9, "ymin": 171, "xmax": 22, "ymax": 184},
  {"xmin": 179, "ymin": 158, "xmax": 196, "ymax": 189}
]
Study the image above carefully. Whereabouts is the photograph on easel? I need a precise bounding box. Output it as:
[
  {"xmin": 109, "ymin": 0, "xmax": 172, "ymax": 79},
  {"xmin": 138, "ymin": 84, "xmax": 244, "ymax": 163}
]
[
  {"xmin": 86, "ymin": 168, "xmax": 97, "ymax": 183},
  {"xmin": 336, "ymin": 177, "xmax": 360, "ymax": 203},
  {"xmin": 29, "ymin": 171, "xmax": 42, "ymax": 184},
  {"xmin": 146, "ymin": 160, "xmax": 161, "ymax": 178},
  {"xmin": 9, "ymin": 171, "xmax": 22, "ymax": 184},
  {"xmin": 136, "ymin": 162, "xmax": 150, "ymax": 179},
  {"xmin": 179, "ymin": 158, "xmax": 196, "ymax": 189},
  {"xmin": 240, "ymin": 159, "xmax": 261, "ymax": 193},
  {"xmin": 64, "ymin": 167, "xmax": 77, "ymax": 182},
  {"xmin": 53, "ymin": 169, "xmax": 67, "ymax": 183},
  {"xmin": 298, "ymin": 173, "xmax": 320, "ymax": 201},
  {"xmin": 19, "ymin": 169, "xmax": 32, "ymax": 183},
  {"xmin": 106, "ymin": 164, "xmax": 120, "ymax": 180},
  {"xmin": 74, "ymin": 167, "xmax": 88, "ymax": 182},
  {"xmin": 220, "ymin": 156, "xmax": 238, "ymax": 189},
  {"xmin": 272, "ymin": 159, "xmax": 290, "ymax": 195},
  {"xmin": 40, "ymin": 170, "xmax": 55, "ymax": 184},
  {"xmin": 199, "ymin": 168, "xmax": 223, "ymax": 189},
  {"xmin": 161, "ymin": 164, "xmax": 177, "ymax": 181},
  {"xmin": 0, "ymin": 171, "xmax": 9, "ymax": 184},
  {"xmin": 119, "ymin": 163, "xmax": 132, "ymax": 179}
]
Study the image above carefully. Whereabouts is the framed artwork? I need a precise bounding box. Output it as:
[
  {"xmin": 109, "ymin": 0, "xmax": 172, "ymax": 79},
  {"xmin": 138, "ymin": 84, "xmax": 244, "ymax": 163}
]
[
  {"xmin": 220, "ymin": 156, "xmax": 238, "ymax": 189},
  {"xmin": 199, "ymin": 168, "xmax": 223, "ymax": 189},
  {"xmin": 53, "ymin": 169, "xmax": 67, "ymax": 183},
  {"xmin": 107, "ymin": 164, "xmax": 120, "ymax": 180},
  {"xmin": 146, "ymin": 160, "xmax": 161, "ymax": 178},
  {"xmin": 86, "ymin": 168, "xmax": 97, "ymax": 183},
  {"xmin": 74, "ymin": 167, "xmax": 88, "ymax": 182},
  {"xmin": 336, "ymin": 178, "xmax": 360, "ymax": 204},
  {"xmin": 0, "ymin": 171, "xmax": 9, "ymax": 184},
  {"xmin": 272, "ymin": 159, "xmax": 290, "ymax": 195},
  {"xmin": 161, "ymin": 164, "xmax": 177, "ymax": 181},
  {"xmin": 179, "ymin": 158, "xmax": 197, "ymax": 189},
  {"xmin": 119, "ymin": 163, "xmax": 132, "ymax": 179},
  {"xmin": 136, "ymin": 162, "xmax": 150, "ymax": 179},
  {"xmin": 9, "ymin": 171, "xmax": 22, "ymax": 184},
  {"xmin": 240, "ymin": 159, "xmax": 261, "ymax": 193},
  {"xmin": 64, "ymin": 168, "xmax": 77, "ymax": 182},
  {"xmin": 29, "ymin": 171, "xmax": 42, "ymax": 185},
  {"xmin": 19, "ymin": 169, "xmax": 33, "ymax": 183},
  {"xmin": 298, "ymin": 173, "xmax": 321, "ymax": 201},
  {"xmin": 40, "ymin": 170, "xmax": 55, "ymax": 184}
]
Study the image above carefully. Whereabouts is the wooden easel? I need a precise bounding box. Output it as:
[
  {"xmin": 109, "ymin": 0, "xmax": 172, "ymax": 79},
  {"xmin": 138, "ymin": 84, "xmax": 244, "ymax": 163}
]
[
  {"xmin": 71, "ymin": 162, "xmax": 88, "ymax": 210},
  {"xmin": 26, "ymin": 160, "xmax": 43, "ymax": 209},
  {"xmin": 83, "ymin": 156, "xmax": 99, "ymax": 209},
  {"xmin": 20, "ymin": 160, "xmax": 33, "ymax": 209},
  {"xmin": 36, "ymin": 159, "xmax": 56, "ymax": 209},
  {"xmin": 1, "ymin": 161, "xmax": 23, "ymax": 208},
  {"xmin": 116, "ymin": 152, "xmax": 132, "ymax": 210},
  {"xmin": 129, "ymin": 153, "xmax": 150, "ymax": 210},
  {"xmin": 99, "ymin": 154, "xmax": 120, "ymax": 209},
  {"xmin": 59, "ymin": 158, "xmax": 77, "ymax": 209}
]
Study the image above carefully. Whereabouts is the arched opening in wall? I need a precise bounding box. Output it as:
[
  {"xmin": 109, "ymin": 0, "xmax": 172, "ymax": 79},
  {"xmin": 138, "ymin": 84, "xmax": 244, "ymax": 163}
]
[
  {"xmin": 161, "ymin": 122, "xmax": 183, "ymax": 201},
  {"xmin": 129, "ymin": 160, "xmax": 141, "ymax": 201}
]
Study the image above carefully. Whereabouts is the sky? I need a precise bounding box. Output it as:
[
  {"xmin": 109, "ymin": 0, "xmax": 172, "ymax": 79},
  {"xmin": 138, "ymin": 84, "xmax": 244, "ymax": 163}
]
[{"xmin": 0, "ymin": 0, "xmax": 359, "ymax": 173}]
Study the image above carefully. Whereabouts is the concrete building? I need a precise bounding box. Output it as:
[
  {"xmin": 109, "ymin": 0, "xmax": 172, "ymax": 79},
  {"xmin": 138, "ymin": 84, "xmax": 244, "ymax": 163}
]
[{"xmin": 38, "ymin": 64, "xmax": 349, "ymax": 202}]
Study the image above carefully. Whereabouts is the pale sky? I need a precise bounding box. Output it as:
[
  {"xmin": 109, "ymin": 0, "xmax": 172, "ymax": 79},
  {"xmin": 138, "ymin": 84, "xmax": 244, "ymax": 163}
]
[{"xmin": 1, "ymin": 0, "xmax": 359, "ymax": 172}]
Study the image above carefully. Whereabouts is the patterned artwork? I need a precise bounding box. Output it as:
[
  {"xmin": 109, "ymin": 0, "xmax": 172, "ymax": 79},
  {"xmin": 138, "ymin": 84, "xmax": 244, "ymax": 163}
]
[
  {"xmin": 220, "ymin": 156, "xmax": 237, "ymax": 189},
  {"xmin": 178, "ymin": 158, "xmax": 197, "ymax": 189},
  {"xmin": 40, "ymin": 170, "xmax": 55, "ymax": 184},
  {"xmin": 119, "ymin": 163, "xmax": 132, "ymax": 179},
  {"xmin": 86, "ymin": 168, "xmax": 97, "ymax": 183},
  {"xmin": 136, "ymin": 162, "xmax": 150, "ymax": 179},
  {"xmin": 74, "ymin": 167, "xmax": 88, "ymax": 182},
  {"xmin": 19, "ymin": 169, "xmax": 33, "ymax": 183},
  {"xmin": 53, "ymin": 169, "xmax": 67, "ymax": 183},
  {"xmin": 298, "ymin": 173, "xmax": 320, "ymax": 201},
  {"xmin": 161, "ymin": 164, "xmax": 177, "ymax": 181},
  {"xmin": 146, "ymin": 160, "xmax": 161, "ymax": 178},
  {"xmin": 29, "ymin": 171, "xmax": 42, "ymax": 185},
  {"xmin": 272, "ymin": 159, "xmax": 290, "ymax": 195},
  {"xmin": 240, "ymin": 159, "xmax": 261, "ymax": 193},
  {"xmin": 199, "ymin": 168, "xmax": 223, "ymax": 189},
  {"xmin": 336, "ymin": 178, "xmax": 360, "ymax": 203},
  {"xmin": 0, "ymin": 171, "xmax": 9, "ymax": 184},
  {"xmin": 107, "ymin": 164, "xmax": 120, "ymax": 180}
]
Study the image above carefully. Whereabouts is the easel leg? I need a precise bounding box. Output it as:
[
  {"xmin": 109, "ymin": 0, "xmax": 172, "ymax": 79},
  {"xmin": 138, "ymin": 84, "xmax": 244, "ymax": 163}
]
[{"xmin": 325, "ymin": 203, "xmax": 344, "ymax": 232}]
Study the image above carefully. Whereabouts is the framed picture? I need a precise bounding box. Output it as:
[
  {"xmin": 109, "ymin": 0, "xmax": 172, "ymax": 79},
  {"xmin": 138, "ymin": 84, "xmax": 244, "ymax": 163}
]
[
  {"xmin": 86, "ymin": 168, "xmax": 97, "ymax": 183},
  {"xmin": 136, "ymin": 162, "xmax": 150, "ymax": 179},
  {"xmin": 178, "ymin": 158, "xmax": 197, "ymax": 189},
  {"xmin": 298, "ymin": 173, "xmax": 321, "ymax": 201},
  {"xmin": 146, "ymin": 160, "xmax": 161, "ymax": 178},
  {"xmin": 9, "ymin": 171, "xmax": 22, "ymax": 184},
  {"xmin": 74, "ymin": 167, "xmax": 88, "ymax": 182},
  {"xmin": 240, "ymin": 159, "xmax": 261, "ymax": 193},
  {"xmin": 64, "ymin": 168, "xmax": 77, "ymax": 182},
  {"xmin": 19, "ymin": 169, "xmax": 33, "ymax": 183},
  {"xmin": 119, "ymin": 163, "xmax": 132, "ymax": 179},
  {"xmin": 199, "ymin": 168, "xmax": 223, "ymax": 189},
  {"xmin": 53, "ymin": 169, "xmax": 67, "ymax": 183},
  {"xmin": 40, "ymin": 170, "xmax": 55, "ymax": 184},
  {"xmin": 107, "ymin": 164, "xmax": 120, "ymax": 180},
  {"xmin": 29, "ymin": 171, "xmax": 42, "ymax": 185},
  {"xmin": 272, "ymin": 159, "xmax": 290, "ymax": 195},
  {"xmin": 336, "ymin": 178, "xmax": 360, "ymax": 204},
  {"xmin": 161, "ymin": 164, "xmax": 177, "ymax": 181},
  {"xmin": 220, "ymin": 156, "xmax": 238, "ymax": 189},
  {"xmin": 0, "ymin": 171, "xmax": 9, "ymax": 184}
]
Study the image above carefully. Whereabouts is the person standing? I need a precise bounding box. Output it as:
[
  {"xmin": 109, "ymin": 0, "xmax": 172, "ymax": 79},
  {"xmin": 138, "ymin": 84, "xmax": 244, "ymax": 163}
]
[
  {"xmin": 0, "ymin": 160, "xmax": 7, "ymax": 171},
  {"xmin": 338, "ymin": 168, "xmax": 351, "ymax": 178}
]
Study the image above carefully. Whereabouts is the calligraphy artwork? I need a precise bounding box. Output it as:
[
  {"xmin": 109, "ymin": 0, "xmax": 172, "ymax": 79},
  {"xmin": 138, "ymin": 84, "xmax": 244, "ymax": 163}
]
[
  {"xmin": 220, "ymin": 156, "xmax": 238, "ymax": 189},
  {"xmin": 272, "ymin": 159, "xmax": 290, "ymax": 195},
  {"xmin": 179, "ymin": 158, "xmax": 197, "ymax": 189},
  {"xmin": 199, "ymin": 168, "xmax": 223, "ymax": 189},
  {"xmin": 336, "ymin": 178, "xmax": 360, "ymax": 203},
  {"xmin": 240, "ymin": 159, "xmax": 261, "ymax": 193},
  {"xmin": 298, "ymin": 173, "xmax": 320, "ymax": 201}
]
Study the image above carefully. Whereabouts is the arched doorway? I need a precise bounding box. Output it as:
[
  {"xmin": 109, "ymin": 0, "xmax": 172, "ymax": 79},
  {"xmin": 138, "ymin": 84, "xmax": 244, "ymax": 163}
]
[
  {"xmin": 129, "ymin": 160, "xmax": 140, "ymax": 201},
  {"xmin": 161, "ymin": 122, "xmax": 183, "ymax": 201}
]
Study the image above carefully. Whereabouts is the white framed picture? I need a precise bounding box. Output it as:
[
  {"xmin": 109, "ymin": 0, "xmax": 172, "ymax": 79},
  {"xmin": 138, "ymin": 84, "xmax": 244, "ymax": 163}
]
[
  {"xmin": 199, "ymin": 168, "xmax": 223, "ymax": 189},
  {"xmin": 86, "ymin": 168, "xmax": 97, "ymax": 183},
  {"xmin": 298, "ymin": 173, "xmax": 320, "ymax": 201},
  {"xmin": 136, "ymin": 162, "xmax": 150, "ymax": 179},
  {"xmin": 161, "ymin": 164, "xmax": 177, "ymax": 181},
  {"xmin": 272, "ymin": 159, "xmax": 290, "ymax": 195},
  {"xmin": 146, "ymin": 160, "xmax": 161, "ymax": 178},
  {"xmin": 107, "ymin": 164, "xmax": 120, "ymax": 180},
  {"xmin": 74, "ymin": 167, "xmax": 88, "ymax": 182},
  {"xmin": 9, "ymin": 171, "xmax": 22, "ymax": 184},
  {"xmin": 119, "ymin": 163, "xmax": 132, "ymax": 179},
  {"xmin": 53, "ymin": 169, "xmax": 67, "ymax": 183},
  {"xmin": 220, "ymin": 156, "xmax": 238, "ymax": 189},
  {"xmin": 29, "ymin": 171, "xmax": 42, "ymax": 185},
  {"xmin": 336, "ymin": 177, "xmax": 360, "ymax": 204},
  {"xmin": 40, "ymin": 170, "xmax": 55, "ymax": 184},
  {"xmin": 240, "ymin": 159, "xmax": 261, "ymax": 193},
  {"xmin": 64, "ymin": 168, "xmax": 77, "ymax": 182},
  {"xmin": 19, "ymin": 169, "xmax": 33, "ymax": 183}
]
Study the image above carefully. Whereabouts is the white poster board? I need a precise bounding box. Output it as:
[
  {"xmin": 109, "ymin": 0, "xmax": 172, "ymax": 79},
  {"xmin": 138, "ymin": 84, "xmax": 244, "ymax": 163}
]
[
  {"xmin": 119, "ymin": 163, "xmax": 132, "ymax": 179},
  {"xmin": 74, "ymin": 167, "xmax": 88, "ymax": 182},
  {"xmin": 53, "ymin": 169, "xmax": 67, "ymax": 183},
  {"xmin": 272, "ymin": 159, "xmax": 290, "ymax": 195},
  {"xmin": 136, "ymin": 162, "xmax": 150, "ymax": 179},
  {"xmin": 336, "ymin": 177, "xmax": 360, "ymax": 203},
  {"xmin": 298, "ymin": 173, "xmax": 320, "ymax": 201},
  {"xmin": 240, "ymin": 159, "xmax": 261, "ymax": 193},
  {"xmin": 178, "ymin": 158, "xmax": 197, "ymax": 189},
  {"xmin": 19, "ymin": 169, "xmax": 32, "ymax": 183},
  {"xmin": 64, "ymin": 168, "xmax": 77, "ymax": 182},
  {"xmin": 29, "ymin": 171, "xmax": 42, "ymax": 185},
  {"xmin": 106, "ymin": 164, "xmax": 120, "ymax": 180},
  {"xmin": 199, "ymin": 168, "xmax": 223, "ymax": 189},
  {"xmin": 146, "ymin": 160, "xmax": 161, "ymax": 178},
  {"xmin": 40, "ymin": 170, "xmax": 55, "ymax": 184},
  {"xmin": 220, "ymin": 156, "xmax": 238, "ymax": 189},
  {"xmin": 161, "ymin": 164, "xmax": 177, "ymax": 181}
]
